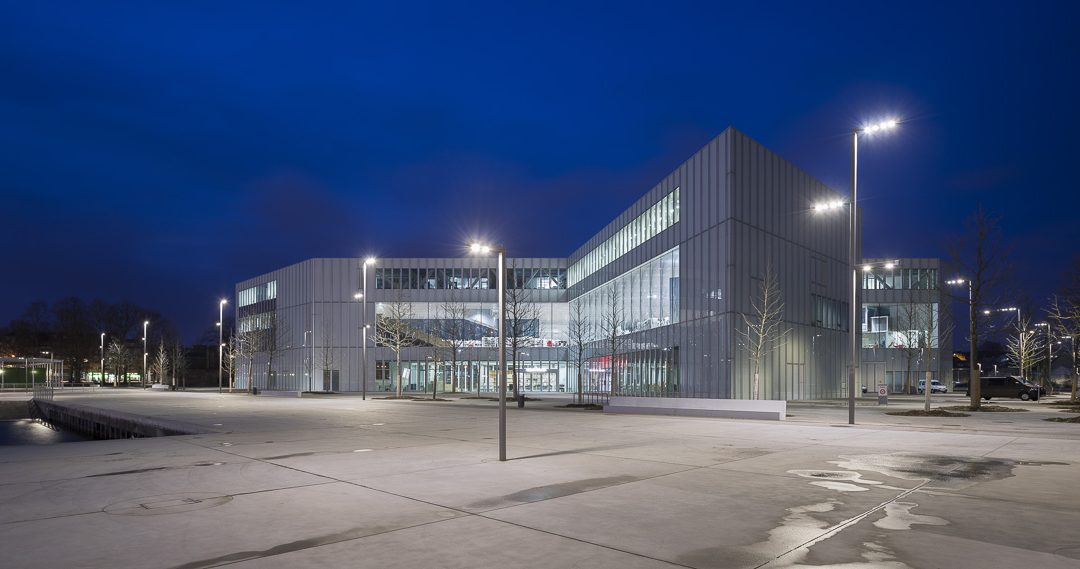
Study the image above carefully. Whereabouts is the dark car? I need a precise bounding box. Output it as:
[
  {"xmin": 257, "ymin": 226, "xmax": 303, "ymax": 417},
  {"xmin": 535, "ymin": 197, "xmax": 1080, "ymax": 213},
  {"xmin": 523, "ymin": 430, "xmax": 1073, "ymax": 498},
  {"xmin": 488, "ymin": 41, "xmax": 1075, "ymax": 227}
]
[{"xmin": 965, "ymin": 375, "xmax": 1039, "ymax": 401}]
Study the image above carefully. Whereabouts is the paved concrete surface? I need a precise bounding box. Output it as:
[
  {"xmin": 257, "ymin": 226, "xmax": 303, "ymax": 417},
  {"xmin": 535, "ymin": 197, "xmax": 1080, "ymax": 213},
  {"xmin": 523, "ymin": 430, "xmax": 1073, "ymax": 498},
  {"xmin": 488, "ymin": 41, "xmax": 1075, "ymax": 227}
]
[{"xmin": 2, "ymin": 390, "xmax": 1079, "ymax": 568}]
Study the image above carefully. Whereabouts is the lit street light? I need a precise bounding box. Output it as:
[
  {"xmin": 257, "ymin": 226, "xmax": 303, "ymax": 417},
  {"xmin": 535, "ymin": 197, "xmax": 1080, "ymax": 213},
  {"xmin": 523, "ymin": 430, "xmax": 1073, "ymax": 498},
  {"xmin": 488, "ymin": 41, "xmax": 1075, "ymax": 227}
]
[
  {"xmin": 143, "ymin": 320, "xmax": 149, "ymax": 387},
  {"xmin": 469, "ymin": 241, "xmax": 507, "ymax": 461},
  {"xmin": 811, "ymin": 116, "xmax": 900, "ymax": 424},
  {"xmin": 41, "ymin": 351, "xmax": 53, "ymax": 388},
  {"xmin": 219, "ymin": 299, "xmax": 228, "ymax": 393},
  {"xmin": 360, "ymin": 256, "xmax": 376, "ymax": 401}
]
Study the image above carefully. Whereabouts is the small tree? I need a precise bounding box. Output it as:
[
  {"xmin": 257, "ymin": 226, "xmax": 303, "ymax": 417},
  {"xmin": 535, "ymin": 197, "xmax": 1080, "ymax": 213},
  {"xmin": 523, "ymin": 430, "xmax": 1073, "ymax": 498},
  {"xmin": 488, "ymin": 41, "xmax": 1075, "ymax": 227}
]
[
  {"xmin": 896, "ymin": 300, "xmax": 925, "ymax": 394},
  {"xmin": 222, "ymin": 335, "xmax": 239, "ymax": 392},
  {"xmin": 258, "ymin": 311, "xmax": 290, "ymax": 390},
  {"xmin": 106, "ymin": 339, "xmax": 134, "ymax": 387},
  {"xmin": 319, "ymin": 317, "xmax": 336, "ymax": 391},
  {"xmin": 1006, "ymin": 314, "xmax": 1043, "ymax": 383},
  {"xmin": 375, "ymin": 291, "xmax": 415, "ymax": 397},
  {"xmin": 738, "ymin": 262, "xmax": 789, "ymax": 400},
  {"xmin": 1048, "ymin": 295, "xmax": 1080, "ymax": 402},
  {"xmin": 427, "ymin": 349, "xmax": 443, "ymax": 400},
  {"xmin": 235, "ymin": 328, "xmax": 259, "ymax": 394},
  {"xmin": 504, "ymin": 268, "xmax": 540, "ymax": 399},
  {"xmin": 150, "ymin": 338, "xmax": 169, "ymax": 386},
  {"xmin": 567, "ymin": 299, "xmax": 593, "ymax": 404},
  {"xmin": 599, "ymin": 282, "xmax": 628, "ymax": 397},
  {"xmin": 441, "ymin": 298, "xmax": 467, "ymax": 393},
  {"xmin": 170, "ymin": 340, "xmax": 187, "ymax": 389}
]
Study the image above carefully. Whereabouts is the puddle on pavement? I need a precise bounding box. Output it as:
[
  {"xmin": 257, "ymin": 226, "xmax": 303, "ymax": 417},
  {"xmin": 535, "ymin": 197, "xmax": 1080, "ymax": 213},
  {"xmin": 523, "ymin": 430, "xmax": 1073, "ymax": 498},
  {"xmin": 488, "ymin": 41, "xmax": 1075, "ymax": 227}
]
[
  {"xmin": 756, "ymin": 453, "xmax": 1071, "ymax": 568},
  {"xmin": 872, "ymin": 502, "xmax": 948, "ymax": 531},
  {"xmin": 466, "ymin": 475, "xmax": 638, "ymax": 509}
]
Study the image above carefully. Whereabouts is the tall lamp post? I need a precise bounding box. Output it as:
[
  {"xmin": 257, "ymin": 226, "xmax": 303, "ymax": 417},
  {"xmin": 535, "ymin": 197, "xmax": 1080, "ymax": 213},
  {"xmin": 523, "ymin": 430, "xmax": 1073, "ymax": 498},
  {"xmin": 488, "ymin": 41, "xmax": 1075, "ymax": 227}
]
[
  {"xmin": 142, "ymin": 320, "xmax": 149, "ymax": 387},
  {"xmin": 218, "ymin": 299, "xmax": 228, "ymax": 394},
  {"xmin": 361, "ymin": 257, "xmax": 376, "ymax": 400},
  {"xmin": 813, "ymin": 118, "xmax": 898, "ymax": 424},
  {"xmin": 100, "ymin": 332, "xmax": 105, "ymax": 387},
  {"xmin": 42, "ymin": 351, "xmax": 53, "ymax": 388},
  {"xmin": 470, "ymin": 242, "xmax": 506, "ymax": 461}
]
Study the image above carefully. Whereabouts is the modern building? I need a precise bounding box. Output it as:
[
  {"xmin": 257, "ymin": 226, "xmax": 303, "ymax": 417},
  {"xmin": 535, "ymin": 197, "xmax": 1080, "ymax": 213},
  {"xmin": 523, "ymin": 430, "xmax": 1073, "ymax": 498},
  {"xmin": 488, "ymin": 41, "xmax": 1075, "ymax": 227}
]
[
  {"xmin": 235, "ymin": 127, "xmax": 856, "ymax": 400},
  {"xmin": 858, "ymin": 258, "xmax": 953, "ymax": 393}
]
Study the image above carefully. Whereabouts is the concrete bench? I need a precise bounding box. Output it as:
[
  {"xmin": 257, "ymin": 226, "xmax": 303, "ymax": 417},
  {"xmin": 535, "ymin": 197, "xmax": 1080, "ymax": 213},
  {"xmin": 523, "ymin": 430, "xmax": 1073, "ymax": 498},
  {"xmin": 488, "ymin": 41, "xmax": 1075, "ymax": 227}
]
[{"xmin": 604, "ymin": 396, "xmax": 786, "ymax": 421}]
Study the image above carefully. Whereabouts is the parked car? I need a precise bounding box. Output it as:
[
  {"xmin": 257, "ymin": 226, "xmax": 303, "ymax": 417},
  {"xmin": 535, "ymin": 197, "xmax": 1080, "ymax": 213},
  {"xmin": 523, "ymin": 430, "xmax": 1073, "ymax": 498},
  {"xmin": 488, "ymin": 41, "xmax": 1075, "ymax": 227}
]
[
  {"xmin": 917, "ymin": 379, "xmax": 948, "ymax": 394},
  {"xmin": 965, "ymin": 375, "xmax": 1039, "ymax": 401}
]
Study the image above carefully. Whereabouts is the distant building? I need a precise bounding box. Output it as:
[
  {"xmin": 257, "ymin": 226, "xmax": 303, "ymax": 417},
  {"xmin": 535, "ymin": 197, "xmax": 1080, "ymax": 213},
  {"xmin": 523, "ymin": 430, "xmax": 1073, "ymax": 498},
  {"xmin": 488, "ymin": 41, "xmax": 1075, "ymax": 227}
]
[
  {"xmin": 858, "ymin": 258, "xmax": 952, "ymax": 393},
  {"xmin": 235, "ymin": 128, "xmax": 854, "ymax": 399}
]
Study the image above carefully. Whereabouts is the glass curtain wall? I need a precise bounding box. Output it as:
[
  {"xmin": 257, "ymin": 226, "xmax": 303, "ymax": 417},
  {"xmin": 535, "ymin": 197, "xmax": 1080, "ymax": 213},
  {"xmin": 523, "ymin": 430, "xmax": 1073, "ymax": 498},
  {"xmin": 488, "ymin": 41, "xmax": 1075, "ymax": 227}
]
[
  {"xmin": 375, "ymin": 358, "xmax": 570, "ymax": 393},
  {"xmin": 861, "ymin": 303, "xmax": 939, "ymax": 349},
  {"xmin": 570, "ymin": 247, "xmax": 680, "ymax": 338},
  {"xmin": 568, "ymin": 188, "xmax": 680, "ymax": 286},
  {"xmin": 375, "ymin": 301, "xmax": 568, "ymax": 347}
]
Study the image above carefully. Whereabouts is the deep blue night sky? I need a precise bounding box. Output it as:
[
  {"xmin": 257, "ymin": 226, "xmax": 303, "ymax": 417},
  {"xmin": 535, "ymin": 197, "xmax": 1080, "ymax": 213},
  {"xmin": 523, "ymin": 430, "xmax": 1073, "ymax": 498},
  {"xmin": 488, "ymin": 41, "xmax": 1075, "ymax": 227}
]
[{"xmin": 2, "ymin": 1, "xmax": 1078, "ymax": 341}]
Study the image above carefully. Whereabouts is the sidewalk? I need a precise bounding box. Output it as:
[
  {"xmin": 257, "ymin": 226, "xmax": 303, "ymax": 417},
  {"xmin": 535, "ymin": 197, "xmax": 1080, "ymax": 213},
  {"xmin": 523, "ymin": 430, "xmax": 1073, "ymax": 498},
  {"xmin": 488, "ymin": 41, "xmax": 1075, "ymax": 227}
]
[{"xmin": 1, "ymin": 390, "xmax": 1078, "ymax": 568}]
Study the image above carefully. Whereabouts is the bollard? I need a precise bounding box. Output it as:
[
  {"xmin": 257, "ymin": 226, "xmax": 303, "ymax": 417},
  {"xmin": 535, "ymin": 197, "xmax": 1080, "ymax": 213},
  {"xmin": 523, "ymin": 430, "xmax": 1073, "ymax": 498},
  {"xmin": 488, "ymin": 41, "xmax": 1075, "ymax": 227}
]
[{"xmin": 517, "ymin": 393, "xmax": 525, "ymax": 408}]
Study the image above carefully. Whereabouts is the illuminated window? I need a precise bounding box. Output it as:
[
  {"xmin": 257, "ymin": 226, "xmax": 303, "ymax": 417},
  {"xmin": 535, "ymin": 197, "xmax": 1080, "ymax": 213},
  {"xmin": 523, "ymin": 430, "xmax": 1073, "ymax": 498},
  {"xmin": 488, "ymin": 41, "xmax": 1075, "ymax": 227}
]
[{"xmin": 568, "ymin": 188, "xmax": 679, "ymax": 287}]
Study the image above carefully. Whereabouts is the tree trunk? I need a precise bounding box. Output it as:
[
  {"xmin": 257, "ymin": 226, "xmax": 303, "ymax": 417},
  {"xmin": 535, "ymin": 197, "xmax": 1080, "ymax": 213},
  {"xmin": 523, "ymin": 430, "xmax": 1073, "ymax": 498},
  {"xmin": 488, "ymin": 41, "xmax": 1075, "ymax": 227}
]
[
  {"xmin": 432, "ymin": 362, "xmax": 438, "ymax": 400},
  {"xmin": 753, "ymin": 370, "xmax": 760, "ymax": 400},
  {"xmin": 574, "ymin": 367, "xmax": 583, "ymax": 408},
  {"xmin": 924, "ymin": 369, "xmax": 932, "ymax": 412},
  {"xmin": 395, "ymin": 352, "xmax": 403, "ymax": 398}
]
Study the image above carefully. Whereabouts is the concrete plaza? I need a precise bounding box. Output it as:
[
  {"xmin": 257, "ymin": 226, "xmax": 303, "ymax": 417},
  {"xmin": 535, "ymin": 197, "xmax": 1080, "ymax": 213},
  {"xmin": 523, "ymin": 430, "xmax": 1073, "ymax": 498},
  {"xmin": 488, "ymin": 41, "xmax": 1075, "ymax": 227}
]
[{"xmin": 2, "ymin": 390, "xmax": 1079, "ymax": 568}]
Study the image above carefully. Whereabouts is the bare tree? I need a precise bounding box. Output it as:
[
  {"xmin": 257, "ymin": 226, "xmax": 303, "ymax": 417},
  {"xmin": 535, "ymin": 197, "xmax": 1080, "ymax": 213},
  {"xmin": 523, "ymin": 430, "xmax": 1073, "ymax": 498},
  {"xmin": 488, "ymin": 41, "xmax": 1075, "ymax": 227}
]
[
  {"xmin": 599, "ymin": 282, "xmax": 628, "ymax": 397},
  {"xmin": 919, "ymin": 303, "xmax": 953, "ymax": 412},
  {"xmin": 235, "ymin": 328, "xmax": 259, "ymax": 394},
  {"xmin": 170, "ymin": 340, "xmax": 186, "ymax": 389},
  {"xmin": 319, "ymin": 317, "xmax": 336, "ymax": 391},
  {"xmin": 1006, "ymin": 314, "xmax": 1043, "ymax": 385},
  {"xmin": 375, "ymin": 291, "xmax": 415, "ymax": 397},
  {"xmin": 106, "ymin": 339, "xmax": 135, "ymax": 387},
  {"xmin": 1048, "ymin": 295, "xmax": 1080, "ymax": 402},
  {"xmin": 950, "ymin": 208, "xmax": 1013, "ymax": 410},
  {"xmin": 441, "ymin": 297, "xmax": 467, "ymax": 394},
  {"xmin": 738, "ymin": 262, "xmax": 790, "ymax": 400},
  {"xmin": 427, "ymin": 349, "xmax": 443, "ymax": 400},
  {"xmin": 567, "ymin": 299, "xmax": 593, "ymax": 404},
  {"xmin": 150, "ymin": 338, "xmax": 169, "ymax": 386},
  {"xmin": 504, "ymin": 270, "xmax": 540, "ymax": 399},
  {"xmin": 222, "ymin": 335, "xmax": 239, "ymax": 392},
  {"xmin": 896, "ymin": 300, "xmax": 925, "ymax": 395},
  {"xmin": 258, "ymin": 311, "xmax": 291, "ymax": 391}
]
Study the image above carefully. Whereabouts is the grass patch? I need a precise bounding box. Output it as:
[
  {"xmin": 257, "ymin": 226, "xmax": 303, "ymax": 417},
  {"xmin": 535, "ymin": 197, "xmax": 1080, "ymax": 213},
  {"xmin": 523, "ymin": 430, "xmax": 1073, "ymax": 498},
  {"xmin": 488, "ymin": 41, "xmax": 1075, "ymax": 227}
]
[
  {"xmin": 886, "ymin": 409, "xmax": 970, "ymax": 417},
  {"xmin": 1047, "ymin": 400, "xmax": 1080, "ymax": 407},
  {"xmin": 556, "ymin": 403, "xmax": 604, "ymax": 410},
  {"xmin": 1045, "ymin": 415, "xmax": 1080, "ymax": 423},
  {"xmin": 940, "ymin": 405, "xmax": 1027, "ymax": 413}
]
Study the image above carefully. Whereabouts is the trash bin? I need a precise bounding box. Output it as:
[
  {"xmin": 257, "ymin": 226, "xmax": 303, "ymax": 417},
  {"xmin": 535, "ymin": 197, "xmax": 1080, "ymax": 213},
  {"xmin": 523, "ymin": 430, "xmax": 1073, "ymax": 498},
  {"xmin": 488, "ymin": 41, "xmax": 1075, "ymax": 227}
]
[{"xmin": 516, "ymin": 393, "xmax": 525, "ymax": 408}]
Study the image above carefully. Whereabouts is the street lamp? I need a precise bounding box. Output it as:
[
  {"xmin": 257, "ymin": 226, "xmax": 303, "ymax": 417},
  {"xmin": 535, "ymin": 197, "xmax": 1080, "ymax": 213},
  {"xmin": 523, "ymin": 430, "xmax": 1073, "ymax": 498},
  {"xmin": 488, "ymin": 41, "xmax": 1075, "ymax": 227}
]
[
  {"xmin": 361, "ymin": 256, "xmax": 376, "ymax": 401},
  {"xmin": 41, "ymin": 351, "xmax": 52, "ymax": 388},
  {"xmin": 100, "ymin": 332, "xmax": 105, "ymax": 387},
  {"xmin": 143, "ymin": 320, "xmax": 149, "ymax": 387},
  {"xmin": 219, "ymin": 299, "xmax": 228, "ymax": 393},
  {"xmin": 813, "ymin": 117, "xmax": 900, "ymax": 425},
  {"xmin": 469, "ymin": 241, "xmax": 507, "ymax": 461}
]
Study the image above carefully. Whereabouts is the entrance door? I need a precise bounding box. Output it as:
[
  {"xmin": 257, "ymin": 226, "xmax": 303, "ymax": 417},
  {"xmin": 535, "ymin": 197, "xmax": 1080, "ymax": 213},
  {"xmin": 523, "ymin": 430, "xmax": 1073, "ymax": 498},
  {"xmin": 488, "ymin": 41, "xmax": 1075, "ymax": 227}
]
[{"xmin": 863, "ymin": 362, "xmax": 885, "ymax": 395}]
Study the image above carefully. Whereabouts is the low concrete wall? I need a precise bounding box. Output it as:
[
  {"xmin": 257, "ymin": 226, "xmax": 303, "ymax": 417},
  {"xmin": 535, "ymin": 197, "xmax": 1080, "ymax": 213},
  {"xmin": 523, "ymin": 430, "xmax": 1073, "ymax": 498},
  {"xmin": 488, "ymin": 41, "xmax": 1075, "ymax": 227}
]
[
  {"xmin": 604, "ymin": 397, "xmax": 786, "ymax": 421},
  {"xmin": 33, "ymin": 400, "xmax": 214, "ymax": 439},
  {"xmin": 0, "ymin": 400, "xmax": 32, "ymax": 420}
]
